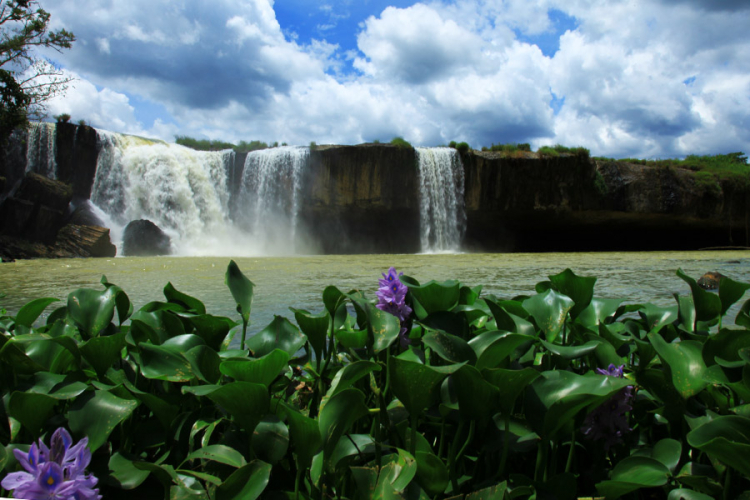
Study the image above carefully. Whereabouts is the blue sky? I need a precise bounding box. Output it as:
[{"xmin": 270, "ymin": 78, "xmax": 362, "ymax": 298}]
[{"xmin": 31, "ymin": 0, "xmax": 750, "ymax": 158}]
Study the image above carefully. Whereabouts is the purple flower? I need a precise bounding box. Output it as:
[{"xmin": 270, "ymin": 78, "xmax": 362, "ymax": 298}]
[
  {"xmin": 581, "ymin": 364, "xmax": 633, "ymax": 450},
  {"xmin": 376, "ymin": 267, "xmax": 413, "ymax": 346},
  {"xmin": 2, "ymin": 428, "xmax": 101, "ymax": 500}
]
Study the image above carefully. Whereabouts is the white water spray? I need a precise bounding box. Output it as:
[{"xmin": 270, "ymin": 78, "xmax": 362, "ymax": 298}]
[
  {"xmin": 236, "ymin": 146, "xmax": 309, "ymax": 254},
  {"xmin": 26, "ymin": 122, "xmax": 57, "ymax": 178},
  {"xmin": 415, "ymin": 147, "xmax": 466, "ymax": 253},
  {"xmin": 90, "ymin": 131, "xmax": 239, "ymax": 255}
]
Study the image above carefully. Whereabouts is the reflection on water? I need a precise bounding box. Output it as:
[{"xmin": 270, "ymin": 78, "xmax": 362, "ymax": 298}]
[{"xmin": 1, "ymin": 251, "xmax": 748, "ymax": 335}]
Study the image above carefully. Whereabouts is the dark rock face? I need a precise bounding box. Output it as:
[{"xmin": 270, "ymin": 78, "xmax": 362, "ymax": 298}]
[
  {"xmin": 55, "ymin": 123, "xmax": 100, "ymax": 198},
  {"xmin": 298, "ymin": 145, "xmax": 421, "ymax": 254},
  {"xmin": 122, "ymin": 219, "xmax": 172, "ymax": 256},
  {"xmin": 56, "ymin": 224, "xmax": 116, "ymax": 258}
]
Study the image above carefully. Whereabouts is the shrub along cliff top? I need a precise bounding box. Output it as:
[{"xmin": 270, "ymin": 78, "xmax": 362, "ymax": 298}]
[{"xmin": 175, "ymin": 136, "xmax": 288, "ymax": 153}]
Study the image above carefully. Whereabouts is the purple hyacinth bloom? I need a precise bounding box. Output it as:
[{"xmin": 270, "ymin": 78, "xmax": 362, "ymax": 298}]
[
  {"xmin": 1, "ymin": 428, "xmax": 101, "ymax": 500},
  {"xmin": 581, "ymin": 364, "xmax": 633, "ymax": 450},
  {"xmin": 376, "ymin": 267, "xmax": 413, "ymax": 345}
]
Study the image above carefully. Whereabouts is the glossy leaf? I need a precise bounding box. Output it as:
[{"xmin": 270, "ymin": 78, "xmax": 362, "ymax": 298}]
[
  {"xmin": 686, "ymin": 415, "xmax": 750, "ymax": 476},
  {"xmin": 282, "ymin": 403, "xmax": 322, "ymax": 466},
  {"xmin": 80, "ymin": 330, "xmax": 127, "ymax": 378},
  {"xmin": 523, "ymin": 289, "xmax": 575, "ymax": 342},
  {"xmin": 640, "ymin": 303, "xmax": 678, "ymax": 333},
  {"xmin": 139, "ymin": 343, "xmax": 196, "ymax": 382},
  {"xmin": 251, "ymin": 415, "xmax": 290, "ymax": 464},
  {"xmin": 451, "ymin": 364, "xmax": 499, "ymax": 422},
  {"xmin": 367, "ymin": 302, "xmax": 402, "ymax": 353},
  {"xmin": 652, "ymin": 438, "xmax": 682, "ymax": 472},
  {"xmin": 184, "ymin": 444, "xmax": 246, "ymax": 468},
  {"xmin": 549, "ymin": 268, "xmax": 596, "ymax": 320},
  {"xmin": 323, "ymin": 360, "xmax": 381, "ymax": 406},
  {"xmin": 8, "ymin": 391, "xmax": 57, "ymax": 436},
  {"xmin": 225, "ymin": 260, "xmax": 255, "ymax": 324},
  {"xmin": 292, "ymin": 308, "xmax": 331, "ymax": 359},
  {"xmin": 470, "ymin": 331, "xmax": 534, "ymax": 370},
  {"xmin": 648, "ymin": 333, "xmax": 708, "ymax": 399},
  {"xmin": 415, "ymin": 451, "xmax": 448, "ymax": 497},
  {"xmin": 108, "ymin": 452, "xmax": 151, "ymax": 490},
  {"xmin": 67, "ymin": 287, "xmax": 116, "ymax": 338},
  {"xmin": 15, "ymin": 298, "xmax": 59, "ymax": 327},
  {"xmin": 245, "ymin": 315, "xmax": 305, "ymax": 357},
  {"xmin": 182, "ymin": 345, "xmax": 221, "ymax": 384},
  {"xmin": 576, "ymin": 298, "xmax": 625, "ymax": 329},
  {"xmin": 318, "ymin": 388, "xmax": 369, "ymax": 457},
  {"xmin": 483, "ymin": 367, "xmax": 541, "ymax": 416},
  {"xmin": 181, "ymin": 314, "xmax": 233, "ymax": 351},
  {"xmin": 205, "ymin": 382, "xmax": 269, "ymax": 435},
  {"xmin": 677, "ymin": 269, "xmax": 722, "ymax": 322},
  {"xmin": 390, "ymin": 356, "xmax": 465, "ymax": 416},
  {"xmin": 220, "ymin": 349, "xmax": 289, "ymax": 386},
  {"xmin": 164, "ymin": 282, "xmax": 206, "ymax": 314},
  {"xmin": 526, "ymin": 370, "xmax": 631, "ymax": 438},
  {"xmin": 596, "ymin": 456, "xmax": 670, "ymax": 498},
  {"xmin": 422, "ymin": 329, "xmax": 476, "ymax": 364},
  {"xmin": 702, "ymin": 329, "xmax": 750, "ymax": 367},
  {"xmin": 215, "ymin": 460, "xmax": 271, "ymax": 500},
  {"xmin": 667, "ymin": 489, "xmax": 714, "ymax": 500},
  {"xmin": 68, "ymin": 389, "xmax": 140, "ymax": 452},
  {"xmin": 539, "ymin": 339, "xmax": 601, "ymax": 360},
  {"xmin": 407, "ymin": 279, "xmax": 460, "ymax": 315}
]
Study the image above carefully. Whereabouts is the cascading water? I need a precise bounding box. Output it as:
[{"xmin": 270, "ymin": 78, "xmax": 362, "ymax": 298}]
[
  {"xmin": 236, "ymin": 146, "xmax": 309, "ymax": 254},
  {"xmin": 90, "ymin": 130, "xmax": 238, "ymax": 255},
  {"xmin": 415, "ymin": 147, "xmax": 466, "ymax": 253},
  {"xmin": 26, "ymin": 122, "xmax": 57, "ymax": 178}
]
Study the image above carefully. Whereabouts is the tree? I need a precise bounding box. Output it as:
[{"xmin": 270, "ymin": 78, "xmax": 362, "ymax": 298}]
[{"xmin": 0, "ymin": 0, "xmax": 75, "ymax": 143}]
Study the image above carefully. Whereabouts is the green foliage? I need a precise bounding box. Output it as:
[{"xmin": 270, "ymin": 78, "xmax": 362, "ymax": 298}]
[
  {"xmin": 53, "ymin": 112, "xmax": 70, "ymax": 123},
  {"xmin": 1, "ymin": 264, "xmax": 749, "ymax": 499},
  {"xmin": 483, "ymin": 142, "xmax": 532, "ymax": 153},
  {"xmin": 0, "ymin": 1, "xmax": 76, "ymax": 143},
  {"xmin": 537, "ymin": 145, "xmax": 560, "ymax": 157},
  {"xmin": 309, "ymin": 141, "xmax": 317, "ymax": 150},
  {"xmin": 455, "ymin": 141, "xmax": 470, "ymax": 154},
  {"xmin": 175, "ymin": 136, "xmax": 270, "ymax": 153},
  {"xmin": 538, "ymin": 144, "xmax": 590, "ymax": 159},
  {"xmin": 390, "ymin": 136, "xmax": 413, "ymax": 149}
]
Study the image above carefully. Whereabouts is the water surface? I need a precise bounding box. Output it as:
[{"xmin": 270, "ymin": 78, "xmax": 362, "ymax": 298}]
[{"xmin": 1, "ymin": 251, "xmax": 748, "ymax": 334}]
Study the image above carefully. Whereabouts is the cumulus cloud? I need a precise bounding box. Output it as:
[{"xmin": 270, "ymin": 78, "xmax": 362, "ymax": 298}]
[{"xmin": 34, "ymin": 0, "xmax": 750, "ymax": 158}]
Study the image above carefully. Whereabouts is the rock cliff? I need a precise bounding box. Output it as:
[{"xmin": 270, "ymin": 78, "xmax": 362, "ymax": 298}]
[{"xmin": 1, "ymin": 123, "xmax": 748, "ymax": 257}]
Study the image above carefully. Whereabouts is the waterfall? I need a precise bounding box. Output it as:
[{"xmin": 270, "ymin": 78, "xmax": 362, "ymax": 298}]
[
  {"xmin": 26, "ymin": 122, "xmax": 57, "ymax": 179},
  {"xmin": 236, "ymin": 146, "xmax": 309, "ymax": 254},
  {"xmin": 90, "ymin": 130, "xmax": 238, "ymax": 255},
  {"xmin": 415, "ymin": 147, "xmax": 466, "ymax": 253}
]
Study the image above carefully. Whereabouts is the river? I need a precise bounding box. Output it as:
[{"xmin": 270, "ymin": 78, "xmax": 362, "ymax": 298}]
[{"xmin": 1, "ymin": 251, "xmax": 749, "ymax": 334}]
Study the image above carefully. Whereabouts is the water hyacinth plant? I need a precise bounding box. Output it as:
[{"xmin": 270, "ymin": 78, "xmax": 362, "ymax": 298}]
[
  {"xmin": 2, "ymin": 428, "xmax": 100, "ymax": 500},
  {"xmin": 0, "ymin": 262, "xmax": 749, "ymax": 499}
]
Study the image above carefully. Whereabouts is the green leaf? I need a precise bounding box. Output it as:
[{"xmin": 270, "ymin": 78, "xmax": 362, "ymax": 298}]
[
  {"xmin": 539, "ymin": 339, "xmax": 602, "ymax": 360},
  {"xmin": 181, "ymin": 314, "xmax": 233, "ymax": 351},
  {"xmin": 687, "ymin": 415, "xmax": 750, "ymax": 476},
  {"xmin": 451, "ymin": 365, "xmax": 500, "ymax": 423},
  {"xmin": 8, "ymin": 391, "xmax": 57, "ymax": 437},
  {"xmin": 526, "ymin": 370, "xmax": 631, "ymax": 438},
  {"xmin": 140, "ymin": 343, "xmax": 196, "ymax": 382},
  {"xmin": 470, "ymin": 331, "xmax": 534, "ymax": 370},
  {"xmin": 677, "ymin": 269, "xmax": 722, "ymax": 322},
  {"xmin": 80, "ymin": 331, "xmax": 127, "ymax": 378},
  {"xmin": 225, "ymin": 260, "xmax": 254, "ymax": 324},
  {"xmin": 164, "ymin": 282, "xmax": 206, "ymax": 314},
  {"xmin": 549, "ymin": 268, "xmax": 596, "ymax": 320},
  {"xmin": 322, "ymin": 360, "xmax": 381, "ymax": 407},
  {"xmin": 367, "ymin": 302, "xmax": 402, "ymax": 354},
  {"xmin": 182, "ymin": 345, "xmax": 221, "ymax": 384},
  {"xmin": 737, "ymin": 299, "xmax": 750, "ymax": 329},
  {"xmin": 68, "ymin": 389, "xmax": 140, "ymax": 452},
  {"xmin": 422, "ymin": 329, "xmax": 476, "ymax": 364},
  {"xmin": 485, "ymin": 299, "xmax": 536, "ymax": 336},
  {"xmin": 407, "ymin": 280, "xmax": 461, "ymax": 315},
  {"xmin": 214, "ymin": 460, "xmax": 271, "ymax": 500},
  {"xmin": 124, "ymin": 382, "xmax": 179, "ymax": 430},
  {"xmin": 702, "ymin": 329, "xmax": 750, "ymax": 367},
  {"xmin": 323, "ymin": 285, "xmax": 346, "ymax": 319},
  {"xmin": 596, "ymin": 456, "xmax": 670, "ymax": 499},
  {"xmin": 108, "ymin": 452, "xmax": 151, "ymax": 490},
  {"xmin": 384, "ymin": 448, "xmax": 418, "ymax": 492},
  {"xmin": 648, "ymin": 333, "xmax": 708, "ymax": 399},
  {"xmin": 335, "ymin": 327, "xmax": 369, "ymax": 350},
  {"xmin": 245, "ymin": 316, "xmax": 305, "ymax": 358},
  {"xmin": 282, "ymin": 402, "xmax": 322, "ymax": 466},
  {"xmin": 318, "ymin": 388, "xmax": 370, "ymax": 457},
  {"xmin": 205, "ymin": 382, "xmax": 270, "ymax": 435},
  {"xmin": 220, "ymin": 349, "xmax": 289, "ymax": 387},
  {"xmin": 718, "ymin": 276, "xmax": 750, "ymax": 317},
  {"xmin": 652, "ymin": 438, "xmax": 682, "ymax": 472},
  {"xmin": 667, "ymin": 489, "xmax": 714, "ymax": 500},
  {"xmin": 389, "ymin": 356, "xmax": 465, "ymax": 417},
  {"xmin": 252, "ymin": 414, "xmax": 289, "ymax": 464},
  {"xmin": 291, "ymin": 308, "xmax": 331, "ymax": 360},
  {"xmin": 483, "ymin": 367, "xmax": 541, "ymax": 416},
  {"xmin": 15, "ymin": 298, "xmax": 59, "ymax": 327},
  {"xmin": 67, "ymin": 287, "xmax": 116, "ymax": 338},
  {"xmin": 100, "ymin": 278, "xmax": 133, "ymax": 325},
  {"xmin": 523, "ymin": 289, "xmax": 575, "ymax": 342},
  {"xmin": 576, "ymin": 298, "xmax": 624, "ymax": 329},
  {"xmin": 184, "ymin": 445, "xmax": 246, "ymax": 468},
  {"xmin": 640, "ymin": 303, "xmax": 679, "ymax": 333},
  {"xmin": 415, "ymin": 451, "xmax": 449, "ymax": 497}
]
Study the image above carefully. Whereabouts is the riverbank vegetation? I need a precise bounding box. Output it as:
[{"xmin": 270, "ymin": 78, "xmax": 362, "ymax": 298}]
[
  {"xmin": 175, "ymin": 136, "xmax": 288, "ymax": 153},
  {"xmin": 1, "ymin": 262, "xmax": 749, "ymax": 499}
]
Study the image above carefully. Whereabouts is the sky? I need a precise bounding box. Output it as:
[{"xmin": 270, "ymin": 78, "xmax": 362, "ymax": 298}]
[{"xmin": 28, "ymin": 0, "xmax": 750, "ymax": 158}]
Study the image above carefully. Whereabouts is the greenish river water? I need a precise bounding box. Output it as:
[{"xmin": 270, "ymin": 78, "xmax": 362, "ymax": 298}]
[{"xmin": 1, "ymin": 251, "xmax": 749, "ymax": 334}]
